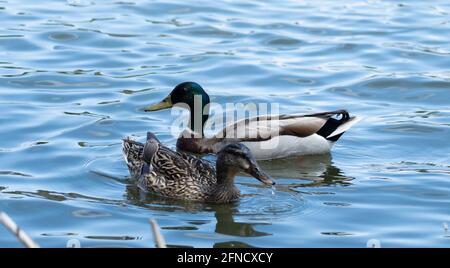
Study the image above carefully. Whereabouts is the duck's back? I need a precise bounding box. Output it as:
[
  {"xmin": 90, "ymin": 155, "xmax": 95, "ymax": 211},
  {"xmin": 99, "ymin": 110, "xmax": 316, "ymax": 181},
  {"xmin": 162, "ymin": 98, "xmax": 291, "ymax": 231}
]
[{"xmin": 176, "ymin": 110, "xmax": 360, "ymax": 160}]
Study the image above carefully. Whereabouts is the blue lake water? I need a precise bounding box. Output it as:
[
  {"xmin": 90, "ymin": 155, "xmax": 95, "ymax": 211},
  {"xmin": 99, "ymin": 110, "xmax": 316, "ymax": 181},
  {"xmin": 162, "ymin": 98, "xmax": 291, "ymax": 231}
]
[{"xmin": 1, "ymin": 0, "xmax": 450, "ymax": 247}]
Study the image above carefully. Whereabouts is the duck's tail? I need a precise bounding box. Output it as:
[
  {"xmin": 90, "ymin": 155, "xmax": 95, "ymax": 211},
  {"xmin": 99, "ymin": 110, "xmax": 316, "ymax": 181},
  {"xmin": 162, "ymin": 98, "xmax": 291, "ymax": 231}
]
[
  {"xmin": 326, "ymin": 116, "xmax": 361, "ymax": 141},
  {"xmin": 122, "ymin": 137, "xmax": 145, "ymax": 178},
  {"xmin": 315, "ymin": 110, "xmax": 362, "ymax": 142}
]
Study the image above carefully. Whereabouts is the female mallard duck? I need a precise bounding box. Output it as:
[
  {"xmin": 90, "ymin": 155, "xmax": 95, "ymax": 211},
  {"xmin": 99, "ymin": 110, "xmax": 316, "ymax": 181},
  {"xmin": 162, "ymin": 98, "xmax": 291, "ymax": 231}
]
[
  {"xmin": 144, "ymin": 82, "xmax": 361, "ymax": 160},
  {"xmin": 122, "ymin": 132, "xmax": 274, "ymax": 203}
]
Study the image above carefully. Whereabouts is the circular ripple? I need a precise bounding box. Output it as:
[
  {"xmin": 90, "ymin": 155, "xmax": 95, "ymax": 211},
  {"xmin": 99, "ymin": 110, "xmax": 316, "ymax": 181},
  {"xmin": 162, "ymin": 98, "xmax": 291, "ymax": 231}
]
[{"xmin": 238, "ymin": 188, "xmax": 318, "ymax": 219}]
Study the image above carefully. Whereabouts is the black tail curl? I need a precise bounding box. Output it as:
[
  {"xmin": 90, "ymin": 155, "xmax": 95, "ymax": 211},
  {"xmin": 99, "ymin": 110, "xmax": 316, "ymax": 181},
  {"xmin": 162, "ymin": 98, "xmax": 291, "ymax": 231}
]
[{"xmin": 315, "ymin": 110, "xmax": 351, "ymax": 142}]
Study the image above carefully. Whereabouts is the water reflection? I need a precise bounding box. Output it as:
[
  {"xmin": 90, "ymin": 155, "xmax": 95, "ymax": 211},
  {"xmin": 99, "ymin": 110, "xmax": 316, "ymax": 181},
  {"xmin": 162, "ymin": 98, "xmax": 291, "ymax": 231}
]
[
  {"xmin": 125, "ymin": 185, "xmax": 271, "ymax": 238},
  {"xmin": 256, "ymin": 154, "xmax": 353, "ymax": 186},
  {"xmin": 2, "ymin": 188, "xmax": 124, "ymax": 205},
  {"xmin": 213, "ymin": 204, "xmax": 270, "ymax": 237}
]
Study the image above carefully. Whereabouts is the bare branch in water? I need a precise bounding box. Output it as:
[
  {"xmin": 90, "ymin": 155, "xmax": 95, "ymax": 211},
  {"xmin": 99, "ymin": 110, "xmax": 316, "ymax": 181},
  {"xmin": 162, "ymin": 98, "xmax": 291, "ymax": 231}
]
[
  {"xmin": 0, "ymin": 212, "xmax": 40, "ymax": 248},
  {"xmin": 149, "ymin": 219, "xmax": 166, "ymax": 248}
]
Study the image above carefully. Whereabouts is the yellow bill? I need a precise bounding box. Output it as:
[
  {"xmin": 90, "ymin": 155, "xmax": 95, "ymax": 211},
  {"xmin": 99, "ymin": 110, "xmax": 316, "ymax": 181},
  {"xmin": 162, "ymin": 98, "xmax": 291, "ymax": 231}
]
[{"xmin": 144, "ymin": 95, "xmax": 173, "ymax": 111}]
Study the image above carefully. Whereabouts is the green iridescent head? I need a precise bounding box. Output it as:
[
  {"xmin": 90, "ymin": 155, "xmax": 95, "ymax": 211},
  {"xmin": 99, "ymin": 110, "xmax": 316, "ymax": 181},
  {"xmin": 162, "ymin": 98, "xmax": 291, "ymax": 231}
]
[{"xmin": 144, "ymin": 82, "xmax": 210, "ymax": 134}]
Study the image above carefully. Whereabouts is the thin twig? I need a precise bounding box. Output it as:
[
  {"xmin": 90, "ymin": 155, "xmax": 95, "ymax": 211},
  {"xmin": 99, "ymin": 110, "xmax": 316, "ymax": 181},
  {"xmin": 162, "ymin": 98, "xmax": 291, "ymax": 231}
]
[
  {"xmin": 149, "ymin": 219, "xmax": 166, "ymax": 248},
  {"xmin": 0, "ymin": 212, "xmax": 39, "ymax": 248}
]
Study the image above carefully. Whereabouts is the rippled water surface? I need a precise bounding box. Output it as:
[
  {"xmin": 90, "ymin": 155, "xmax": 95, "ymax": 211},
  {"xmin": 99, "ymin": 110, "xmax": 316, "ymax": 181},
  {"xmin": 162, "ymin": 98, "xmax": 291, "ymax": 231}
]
[{"xmin": 1, "ymin": 0, "xmax": 450, "ymax": 247}]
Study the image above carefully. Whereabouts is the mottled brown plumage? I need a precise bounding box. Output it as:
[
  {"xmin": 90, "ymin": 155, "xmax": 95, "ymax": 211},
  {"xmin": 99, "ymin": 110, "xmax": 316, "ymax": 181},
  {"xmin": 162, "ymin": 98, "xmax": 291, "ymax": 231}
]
[{"xmin": 122, "ymin": 133, "xmax": 274, "ymax": 203}]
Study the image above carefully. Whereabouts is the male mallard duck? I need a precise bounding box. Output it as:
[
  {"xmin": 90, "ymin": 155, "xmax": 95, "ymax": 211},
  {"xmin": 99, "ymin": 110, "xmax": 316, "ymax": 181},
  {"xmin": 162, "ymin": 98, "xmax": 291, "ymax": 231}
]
[
  {"xmin": 122, "ymin": 132, "xmax": 274, "ymax": 203},
  {"xmin": 144, "ymin": 82, "xmax": 361, "ymax": 160}
]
